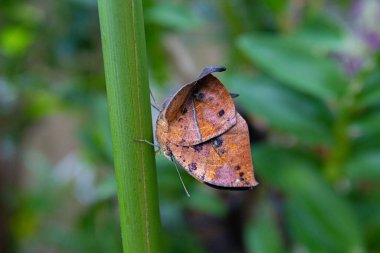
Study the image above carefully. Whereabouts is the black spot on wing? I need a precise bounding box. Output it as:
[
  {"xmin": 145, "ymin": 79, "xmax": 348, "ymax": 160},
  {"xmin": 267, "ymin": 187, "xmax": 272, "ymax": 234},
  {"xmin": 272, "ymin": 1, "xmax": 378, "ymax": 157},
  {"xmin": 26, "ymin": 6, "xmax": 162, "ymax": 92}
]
[
  {"xmin": 193, "ymin": 145, "xmax": 202, "ymax": 152},
  {"xmin": 195, "ymin": 93, "xmax": 204, "ymax": 101},
  {"xmin": 189, "ymin": 162, "xmax": 197, "ymax": 171},
  {"xmin": 212, "ymin": 137, "xmax": 223, "ymax": 148}
]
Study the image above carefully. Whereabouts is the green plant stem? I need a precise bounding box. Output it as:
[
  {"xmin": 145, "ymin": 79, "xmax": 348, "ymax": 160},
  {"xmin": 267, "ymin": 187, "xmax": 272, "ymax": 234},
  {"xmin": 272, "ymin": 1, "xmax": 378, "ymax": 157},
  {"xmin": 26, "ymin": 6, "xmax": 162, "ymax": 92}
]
[{"xmin": 97, "ymin": 1, "xmax": 161, "ymax": 252}]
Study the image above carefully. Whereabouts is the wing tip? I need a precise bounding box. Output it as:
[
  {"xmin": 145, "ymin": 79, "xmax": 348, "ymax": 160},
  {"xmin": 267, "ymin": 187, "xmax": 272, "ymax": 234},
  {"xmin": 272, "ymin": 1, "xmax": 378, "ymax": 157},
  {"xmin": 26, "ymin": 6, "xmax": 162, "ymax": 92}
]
[{"xmin": 204, "ymin": 180, "xmax": 259, "ymax": 191}]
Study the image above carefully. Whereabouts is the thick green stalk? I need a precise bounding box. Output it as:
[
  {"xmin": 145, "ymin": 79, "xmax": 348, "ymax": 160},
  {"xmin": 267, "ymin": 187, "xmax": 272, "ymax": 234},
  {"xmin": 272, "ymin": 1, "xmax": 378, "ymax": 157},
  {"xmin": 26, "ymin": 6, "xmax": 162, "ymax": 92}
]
[{"xmin": 97, "ymin": 1, "xmax": 161, "ymax": 252}]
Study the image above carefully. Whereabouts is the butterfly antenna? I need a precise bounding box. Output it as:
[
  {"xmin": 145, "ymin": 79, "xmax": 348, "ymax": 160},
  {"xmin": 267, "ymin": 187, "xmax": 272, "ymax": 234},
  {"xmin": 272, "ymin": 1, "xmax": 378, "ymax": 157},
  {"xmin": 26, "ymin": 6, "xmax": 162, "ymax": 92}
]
[
  {"xmin": 151, "ymin": 103, "xmax": 160, "ymax": 112},
  {"xmin": 172, "ymin": 157, "xmax": 191, "ymax": 197},
  {"xmin": 150, "ymin": 89, "xmax": 160, "ymax": 112},
  {"xmin": 230, "ymin": 92, "xmax": 239, "ymax": 98}
]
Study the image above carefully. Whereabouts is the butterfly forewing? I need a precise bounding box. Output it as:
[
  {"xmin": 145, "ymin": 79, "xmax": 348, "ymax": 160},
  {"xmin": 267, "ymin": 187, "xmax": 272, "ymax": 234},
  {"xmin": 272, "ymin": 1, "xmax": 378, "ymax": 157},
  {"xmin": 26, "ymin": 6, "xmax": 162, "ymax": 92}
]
[
  {"xmin": 192, "ymin": 75, "xmax": 236, "ymax": 143},
  {"xmin": 166, "ymin": 74, "xmax": 236, "ymax": 146}
]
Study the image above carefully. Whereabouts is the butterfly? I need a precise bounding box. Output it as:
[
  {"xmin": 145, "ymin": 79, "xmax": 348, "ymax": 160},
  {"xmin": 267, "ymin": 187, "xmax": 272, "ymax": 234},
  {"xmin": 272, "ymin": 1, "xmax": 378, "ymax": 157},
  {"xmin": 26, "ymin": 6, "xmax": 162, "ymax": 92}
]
[{"xmin": 155, "ymin": 66, "xmax": 258, "ymax": 190}]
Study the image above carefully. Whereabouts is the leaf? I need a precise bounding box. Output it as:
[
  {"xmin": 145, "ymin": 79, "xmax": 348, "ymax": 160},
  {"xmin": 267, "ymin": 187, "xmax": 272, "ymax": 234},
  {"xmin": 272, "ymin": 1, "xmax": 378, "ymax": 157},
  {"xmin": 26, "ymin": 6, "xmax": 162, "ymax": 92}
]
[
  {"xmin": 145, "ymin": 3, "xmax": 203, "ymax": 31},
  {"xmin": 262, "ymin": 0, "xmax": 287, "ymax": 13},
  {"xmin": 360, "ymin": 87, "xmax": 380, "ymax": 108},
  {"xmin": 353, "ymin": 133, "xmax": 380, "ymax": 155},
  {"xmin": 290, "ymin": 14, "xmax": 345, "ymax": 53},
  {"xmin": 184, "ymin": 187, "xmax": 227, "ymax": 217},
  {"xmin": 0, "ymin": 26, "xmax": 34, "ymax": 56},
  {"xmin": 351, "ymin": 110, "xmax": 380, "ymax": 139},
  {"xmin": 358, "ymin": 70, "xmax": 380, "ymax": 108},
  {"xmin": 252, "ymin": 145, "xmax": 364, "ymax": 253},
  {"xmin": 79, "ymin": 95, "xmax": 113, "ymax": 164},
  {"xmin": 155, "ymin": 155, "xmax": 195, "ymax": 198},
  {"xmin": 345, "ymin": 150, "xmax": 380, "ymax": 181},
  {"xmin": 24, "ymin": 89, "xmax": 63, "ymax": 119},
  {"xmin": 244, "ymin": 199, "xmax": 286, "ymax": 253},
  {"xmin": 226, "ymin": 74, "xmax": 332, "ymax": 145},
  {"xmin": 354, "ymin": 200, "xmax": 380, "ymax": 249},
  {"xmin": 351, "ymin": 110, "xmax": 380, "ymax": 153},
  {"xmin": 237, "ymin": 34, "xmax": 346, "ymax": 101},
  {"xmin": 95, "ymin": 175, "xmax": 116, "ymax": 201}
]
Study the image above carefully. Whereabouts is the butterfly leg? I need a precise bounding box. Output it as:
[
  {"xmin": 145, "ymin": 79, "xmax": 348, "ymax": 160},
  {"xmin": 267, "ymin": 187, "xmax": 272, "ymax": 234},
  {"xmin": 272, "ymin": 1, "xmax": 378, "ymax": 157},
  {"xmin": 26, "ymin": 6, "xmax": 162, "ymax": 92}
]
[{"xmin": 134, "ymin": 139, "xmax": 161, "ymax": 153}]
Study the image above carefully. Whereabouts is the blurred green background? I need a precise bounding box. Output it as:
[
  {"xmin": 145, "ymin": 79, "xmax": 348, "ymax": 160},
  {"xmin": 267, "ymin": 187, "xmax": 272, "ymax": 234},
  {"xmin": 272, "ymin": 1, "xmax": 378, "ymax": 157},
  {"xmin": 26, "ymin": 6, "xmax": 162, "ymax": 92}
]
[{"xmin": 1, "ymin": 0, "xmax": 380, "ymax": 252}]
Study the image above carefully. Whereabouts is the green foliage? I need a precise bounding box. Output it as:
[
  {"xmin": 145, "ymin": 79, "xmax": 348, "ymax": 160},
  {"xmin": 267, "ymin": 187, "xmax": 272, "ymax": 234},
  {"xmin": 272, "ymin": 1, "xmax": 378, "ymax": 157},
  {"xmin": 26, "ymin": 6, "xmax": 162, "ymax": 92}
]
[
  {"xmin": 2, "ymin": 0, "xmax": 380, "ymax": 253},
  {"xmin": 245, "ymin": 199, "xmax": 286, "ymax": 253},
  {"xmin": 226, "ymin": 74, "xmax": 332, "ymax": 144},
  {"xmin": 254, "ymin": 146, "xmax": 363, "ymax": 253},
  {"xmin": 238, "ymin": 34, "xmax": 346, "ymax": 101},
  {"xmin": 145, "ymin": 3, "xmax": 203, "ymax": 31},
  {"xmin": 0, "ymin": 26, "xmax": 34, "ymax": 56}
]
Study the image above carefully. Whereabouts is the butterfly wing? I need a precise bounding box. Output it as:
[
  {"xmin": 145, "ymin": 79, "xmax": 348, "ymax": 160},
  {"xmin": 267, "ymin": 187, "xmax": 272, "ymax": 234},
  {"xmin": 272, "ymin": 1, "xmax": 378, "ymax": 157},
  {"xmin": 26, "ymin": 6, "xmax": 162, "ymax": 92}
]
[
  {"xmin": 163, "ymin": 66, "xmax": 227, "ymax": 122},
  {"xmin": 168, "ymin": 113, "xmax": 258, "ymax": 189},
  {"xmin": 165, "ymin": 73, "xmax": 236, "ymax": 146}
]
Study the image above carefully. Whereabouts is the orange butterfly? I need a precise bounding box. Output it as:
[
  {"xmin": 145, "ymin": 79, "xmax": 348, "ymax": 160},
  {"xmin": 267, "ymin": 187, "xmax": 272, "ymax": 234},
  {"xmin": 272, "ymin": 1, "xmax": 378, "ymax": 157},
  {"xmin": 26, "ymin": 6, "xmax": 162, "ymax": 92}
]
[{"xmin": 155, "ymin": 66, "xmax": 258, "ymax": 190}]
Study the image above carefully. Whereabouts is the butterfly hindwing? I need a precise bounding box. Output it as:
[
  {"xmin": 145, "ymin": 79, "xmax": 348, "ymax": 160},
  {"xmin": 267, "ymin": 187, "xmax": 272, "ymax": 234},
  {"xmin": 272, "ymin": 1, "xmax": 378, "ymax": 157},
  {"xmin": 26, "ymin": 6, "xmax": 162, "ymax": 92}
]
[{"xmin": 168, "ymin": 113, "xmax": 257, "ymax": 189}]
